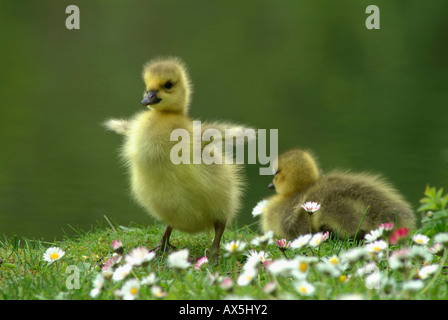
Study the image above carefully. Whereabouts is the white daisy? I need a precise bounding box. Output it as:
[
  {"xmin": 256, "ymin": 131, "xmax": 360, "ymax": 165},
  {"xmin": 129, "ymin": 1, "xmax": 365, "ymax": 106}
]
[
  {"xmin": 418, "ymin": 264, "xmax": 439, "ymax": 279},
  {"xmin": 125, "ymin": 247, "xmax": 155, "ymax": 267},
  {"xmin": 364, "ymin": 227, "xmax": 384, "ymax": 242},
  {"xmin": 267, "ymin": 258, "xmax": 298, "ymax": 276},
  {"xmin": 412, "ymin": 234, "xmax": 430, "ymax": 246},
  {"xmin": 141, "ymin": 272, "xmax": 158, "ymax": 286},
  {"xmin": 365, "ymin": 240, "xmax": 388, "ymax": 254},
  {"xmin": 341, "ymin": 247, "xmax": 369, "ymax": 263},
  {"xmin": 237, "ymin": 267, "xmax": 257, "ymax": 286},
  {"xmin": 117, "ymin": 279, "xmax": 140, "ymax": 300},
  {"xmin": 224, "ymin": 240, "xmax": 247, "ymax": 256},
  {"xmin": 90, "ymin": 273, "xmax": 105, "ymax": 299},
  {"xmin": 294, "ymin": 281, "xmax": 315, "ymax": 296},
  {"xmin": 410, "ymin": 245, "xmax": 433, "ymax": 263},
  {"xmin": 151, "ymin": 285, "xmax": 167, "ymax": 299},
  {"xmin": 167, "ymin": 249, "xmax": 191, "ymax": 270},
  {"xmin": 250, "ymin": 231, "xmax": 274, "ymax": 247},
  {"xmin": 112, "ymin": 264, "xmax": 133, "ymax": 282},
  {"xmin": 252, "ymin": 200, "xmax": 269, "ymax": 217},
  {"xmin": 402, "ymin": 280, "xmax": 424, "ymax": 292},
  {"xmin": 290, "ymin": 234, "xmax": 312, "ymax": 249},
  {"xmin": 434, "ymin": 232, "xmax": 448, "ymax": 247},
  {"xmin": 308, "ymin": 232, "xmax": 324, "ymax": 248},
  {"xmin": 316, "ymin": 262, "xmax": 341, "ymax": 278},
  {"xmin": 43, "ymin": 247, "xmax": 65, "ymax": 264}
]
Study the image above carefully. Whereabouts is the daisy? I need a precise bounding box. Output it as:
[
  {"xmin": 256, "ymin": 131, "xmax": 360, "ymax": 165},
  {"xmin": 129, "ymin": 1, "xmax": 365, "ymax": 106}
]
[
  {"xmin": 90, "ymin": 273, "xmax": 105, "ymax": 299},
  {"xmin": 402, "ymin": 280, "xmax": 424, "ymax": 292},
  {"xmin": 112, "ymin": 239, "xmax": 123, "ymax": 255},
  {"xmin": 418, "ymin": 264, "xmax": 439, "ymax": 279},
  {"xmin": 365, "ymin": 271, "xmax": 382, "ymax": 290},
  {"xmin": 125, "ymin": 247, "xmax": 155, "ymax": 267},
  {"xmin": 263, "ymin": 281, "xmax": 277, "ymax": 295},
  {"xmin": 275, "ymin": 239, "xmax": 291, "ymax": 251},
  {"xmin": 412, "ymin": 234, "xmax": 430, "ymax": 246},
  {"xmin": 224, "ymin": 240, "xmax": 247, "ymax": 256},
  {"xmin": 43, "ymin": 247, "xmax": 65, "ymax": 264},
  {"xmin": 366, "ymin": 240, "xmax": 388, "ymax": 254},
  {"xmin": 112, "ymin": 264, "xmax": 133, "ymax": 282},
  {"xmin": 308, "ymin": 232, "xmax": 324, "ymax": 248},
  {"xmin": 291, "ymin": 256, "xmax": 318, "ymax": 280},
  {"xmin": 250, "ymin": 231, "xmax": 274, "ymax": 247},
  {"xmin": 219, "ymin": 277, "xmax": 234, "ymax": 291},
  {"xmin": 237, "ymin": 267, "xmax": 257, "ymax": 286},
  {"xmin": 194, "ymin": 256, "xmax": 209, "ymax": 271},
  {"xmin": 323, "ymin": 255, "xmax": 348, "ymax": 271},
  {"xmin": 151, "ymin": 285, "xmax": 167, "ymax": 299},
  {"xmin": 364, "ymin": 227, "xmax": 384, "ymax": 243},
  {"xmin": 167, "ymin": 249, "xmax": 191, "ymax": 270},
  {"xmin": 246, "ymin": 250, "xmax": 269, "ymax": 264},
  {"xmin": 116, "ymin": 279, "xmax": 140, "ymax": 300},
  {"xmin": 301, "ymin": 201, "xmax": 321, "ymax": 214},
  {"xmin": 290, "ymin": 234, "xmax": 312, "ymax": 249},
  {"xmin": 321, "ymin": 231, "xmax": 330, "ymax": 242},
  {"xmin": 141, "ymin": 272, "xmax": 158, "ymax": 286},
  {"xmin": 378, "ymin": 222, "xmax": 394, "ymax": 233},
  {"xmin": 294, "ymin": 281, "xmax": 315, "ymax": 297},
  {"xmin": 428, "ymin": 242, "xmax": 444, "ymax": 254},
  {"xmin": 434, "ymin": 232, "xmax": 448, "ymax": 248},
  {"xmin": 316, "ymin": 262, "xmax": 341, "ymax": 278},
  {"xmin": 341, "ymin": 247, "xmax": 369, "ymax": 263},
  {"xmin": 267, "ymin": 258, "xmax": 297, "ymax": 277},
  {"xmin": 410, "ymin": 245, "xmax": 433, "ymax": 263},
  {"xmin": 389, "ymin": 227, "xmax": 409, "ymax": 245},
  {"xmin": 252, "ymin": 200, "xmax": 269, "ymax": 217}
]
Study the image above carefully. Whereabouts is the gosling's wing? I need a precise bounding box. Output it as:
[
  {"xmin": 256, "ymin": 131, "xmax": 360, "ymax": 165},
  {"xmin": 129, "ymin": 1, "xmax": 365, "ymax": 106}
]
[
  {"xmin": 201, "ymin": 121, "xmax": 257, "ymax": 144},
  {"xmin": 103, "ymin": 118, "xmax": 130, "ymax": 135}
]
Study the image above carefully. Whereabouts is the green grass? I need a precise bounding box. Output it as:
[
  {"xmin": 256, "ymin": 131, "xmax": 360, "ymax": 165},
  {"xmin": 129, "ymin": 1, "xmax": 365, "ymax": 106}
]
[{"xmin": 1, "ymin": 217, "xmax": 447, "ymax": 300}]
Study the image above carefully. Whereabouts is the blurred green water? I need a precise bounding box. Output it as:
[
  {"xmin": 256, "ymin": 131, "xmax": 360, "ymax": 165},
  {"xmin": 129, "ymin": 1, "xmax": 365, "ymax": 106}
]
[{"xmin": 0, "ymin": 0, "xmax": 447, "ymax": 240}]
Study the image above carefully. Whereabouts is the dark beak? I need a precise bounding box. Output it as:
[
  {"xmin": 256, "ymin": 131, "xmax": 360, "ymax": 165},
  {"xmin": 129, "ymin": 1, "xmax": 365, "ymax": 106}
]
[
  {"xmin": 141, "ymin": 90, "xmax": 161, "ymax": 106},
  {"xmin": 268, "ymin": 183, "xmax": 275, "ymax": 191}
]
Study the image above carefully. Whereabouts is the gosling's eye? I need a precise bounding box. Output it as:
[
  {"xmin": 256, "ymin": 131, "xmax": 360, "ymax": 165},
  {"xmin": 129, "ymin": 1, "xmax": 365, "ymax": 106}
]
[
  {"xmin": 164, "ymin": 81, "xmax": 173, "ymax": 89},
  {"xmin": 274, "ymin": 170, "xmax": 279, "ymax": 176}
]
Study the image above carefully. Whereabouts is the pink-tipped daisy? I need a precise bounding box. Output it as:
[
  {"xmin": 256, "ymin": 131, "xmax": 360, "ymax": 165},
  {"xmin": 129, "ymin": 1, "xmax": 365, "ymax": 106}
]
[
  {"xmin": 301, "ymin": 201, "xmax": 321, "ymax": 214},
  {"xmin": 194, "ymin": 256, "xmax": 209, "ymax": 271}
]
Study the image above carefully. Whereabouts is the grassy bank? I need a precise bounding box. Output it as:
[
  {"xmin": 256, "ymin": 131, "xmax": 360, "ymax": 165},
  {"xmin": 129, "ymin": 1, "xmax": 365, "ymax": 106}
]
[{"xmin": 1, "ymin": 214, "xmax": 447, "ymax": 300}]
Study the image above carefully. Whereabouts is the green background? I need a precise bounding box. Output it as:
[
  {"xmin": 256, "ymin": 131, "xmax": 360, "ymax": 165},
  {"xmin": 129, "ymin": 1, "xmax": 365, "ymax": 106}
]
[{"xmin": 0, "ymin": 0, "xmax": 447, "ymax": 240}]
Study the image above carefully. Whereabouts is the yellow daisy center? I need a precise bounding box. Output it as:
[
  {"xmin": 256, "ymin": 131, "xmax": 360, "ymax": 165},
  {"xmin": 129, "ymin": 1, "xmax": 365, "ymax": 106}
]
[
  {"xmin": 50, "ymin": 253, "xmax": 59, "ymax": 260},
  {"xmin": 299, "ymin": 262, "xmax": 308, "ymax": 272},
  {"xmin": 329, "ymin": 257, "xmax": 339, "ymax": 264},
  {"xmin": 417, "ymin": 239, "xmax": 423, "ymax": 244},
  {"xmin": 339, "ymin": 275, "xmax": 347, "ymax": 283},
  {"xmin": 373, "ymin": 246, "xmax": 381, "ymax": 252},
  {"xmin": 230, "ymin": 243, "xmax": 238, "ymax": 250},
  {"xmin": 299, "ymin": 286, "xmax": 308, "ymax": 293},
  {"xmin": 131, "ymin": 287, "xmax": 138, "ymax": 295}
]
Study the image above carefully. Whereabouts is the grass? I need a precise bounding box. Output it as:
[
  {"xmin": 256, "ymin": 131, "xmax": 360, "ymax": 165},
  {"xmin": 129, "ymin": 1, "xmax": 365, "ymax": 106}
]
[{"xmin": 1, "ymin": 216, "xmax": 447, "ymax": 300}]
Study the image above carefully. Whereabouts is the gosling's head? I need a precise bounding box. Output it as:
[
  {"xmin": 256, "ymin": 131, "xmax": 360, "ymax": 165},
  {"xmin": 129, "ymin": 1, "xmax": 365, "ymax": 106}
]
[
  {"xmin": 268, "ymin": 149, "xmax": 320, "ymax": 196},
  {"xmin": 141, "ymin": 57, "xmax": 192, "ymax": 113}
]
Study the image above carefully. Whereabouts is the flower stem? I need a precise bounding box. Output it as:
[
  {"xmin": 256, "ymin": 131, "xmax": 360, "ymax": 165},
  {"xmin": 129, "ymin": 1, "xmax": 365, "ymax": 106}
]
[
  {"xmin": 308, "ymin": 214, "xmax": 313, "ymax": 235},
  {"xmin": 420, "ymin": 248, "xmax": 448, "ymax": 295}
]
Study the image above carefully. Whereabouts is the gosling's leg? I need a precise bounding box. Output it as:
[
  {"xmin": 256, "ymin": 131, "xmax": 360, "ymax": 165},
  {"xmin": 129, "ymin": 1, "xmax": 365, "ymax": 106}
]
[
  {"xmin": 209, "ymin": 221, "xmax": 226, "ymax": 265},
  {"xmin": 151, "ymin": 225, "xmax": 176, "ymax": 253}
]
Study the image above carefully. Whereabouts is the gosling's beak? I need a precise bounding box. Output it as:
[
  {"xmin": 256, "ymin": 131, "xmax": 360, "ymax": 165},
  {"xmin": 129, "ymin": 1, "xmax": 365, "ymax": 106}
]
[
  {"xmin": 268, "ymin": 183, "xmax": 275, "ymax": 191},
  {"xmin": 141, "ymin": 90, "xmax": 161, "ymax": 106}
]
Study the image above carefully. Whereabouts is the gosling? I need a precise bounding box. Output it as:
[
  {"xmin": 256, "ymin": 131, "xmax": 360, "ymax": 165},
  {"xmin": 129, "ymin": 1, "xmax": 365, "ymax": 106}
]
[
  {"xmin": 105, "ymin": 57, "xmax": 252, "ymax": 263},
  {"xmin": 261, "ymin": 149, "xmax": 416, "ymax": 240}
]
